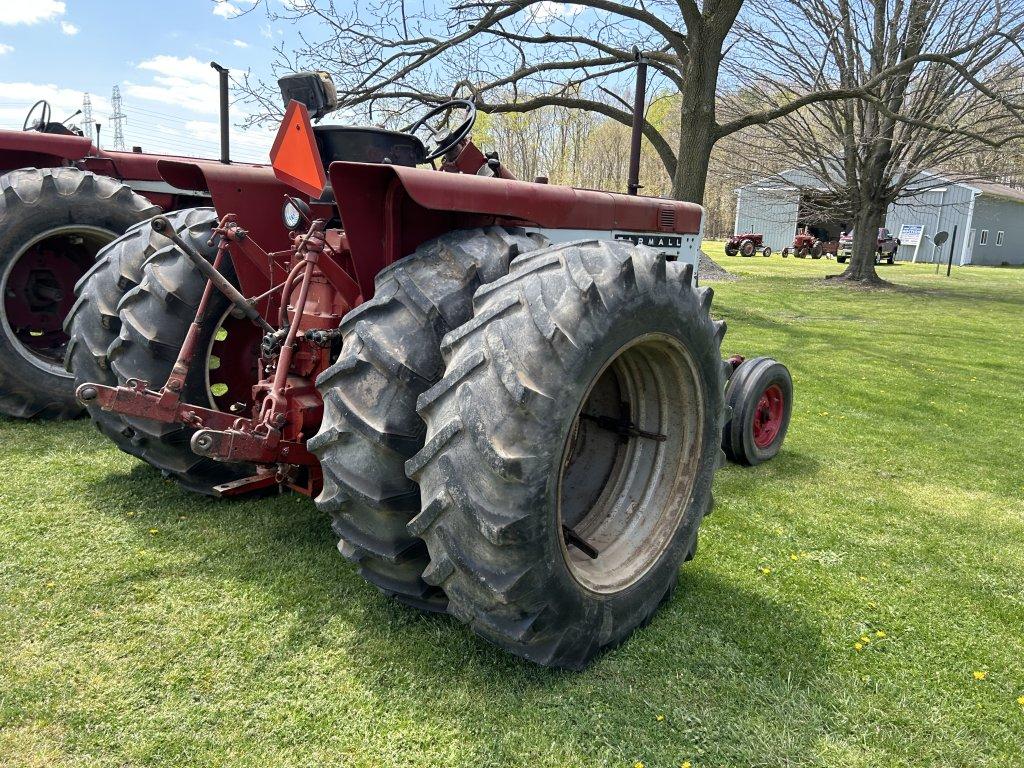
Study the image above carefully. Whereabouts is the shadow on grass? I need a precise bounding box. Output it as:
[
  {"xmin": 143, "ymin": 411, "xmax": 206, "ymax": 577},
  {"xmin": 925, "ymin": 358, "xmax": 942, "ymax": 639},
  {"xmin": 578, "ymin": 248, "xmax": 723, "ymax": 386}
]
[{"xmin": 75, "ymin": 456, "xmax": 829, "ymax": 763}]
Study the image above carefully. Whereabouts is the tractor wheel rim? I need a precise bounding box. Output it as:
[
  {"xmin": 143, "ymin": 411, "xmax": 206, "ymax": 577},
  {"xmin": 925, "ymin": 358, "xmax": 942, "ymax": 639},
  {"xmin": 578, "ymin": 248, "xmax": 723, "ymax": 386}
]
[
  {"xmin": 557, "ymin": 333, "xmax": 704, "ymax": 595},
  {"xmin": 203, "ymin": 303, "xmax": 262, "ymax": 413},
  {"xmin": 752, "ymin": 383, "xmax": 785, "ymax": 449},
  {"xmin": 1, "ymin": 225, "xmax": 117, "ymax": 375}
]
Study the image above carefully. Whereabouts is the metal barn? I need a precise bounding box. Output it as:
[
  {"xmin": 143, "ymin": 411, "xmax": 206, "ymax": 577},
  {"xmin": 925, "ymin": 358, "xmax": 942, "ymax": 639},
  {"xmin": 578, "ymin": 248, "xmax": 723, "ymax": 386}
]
[{"xmin": 734, "ymin": 170, "xmax": 1024, "ymax": 266}]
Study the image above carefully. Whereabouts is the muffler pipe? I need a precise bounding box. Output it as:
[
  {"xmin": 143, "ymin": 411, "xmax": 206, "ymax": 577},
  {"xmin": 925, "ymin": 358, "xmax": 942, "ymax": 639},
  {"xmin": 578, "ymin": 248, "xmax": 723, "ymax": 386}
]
[{"xmin": 627, "ymin": 47, "xmax": 648, "ymax": 196}]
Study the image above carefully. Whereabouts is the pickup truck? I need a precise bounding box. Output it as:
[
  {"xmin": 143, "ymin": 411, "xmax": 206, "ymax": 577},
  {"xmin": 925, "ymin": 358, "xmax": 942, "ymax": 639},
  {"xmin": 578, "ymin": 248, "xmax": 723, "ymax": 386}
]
[{"xmin": 837, "ymin": 227, "xmax": 901, "ymax": 264}]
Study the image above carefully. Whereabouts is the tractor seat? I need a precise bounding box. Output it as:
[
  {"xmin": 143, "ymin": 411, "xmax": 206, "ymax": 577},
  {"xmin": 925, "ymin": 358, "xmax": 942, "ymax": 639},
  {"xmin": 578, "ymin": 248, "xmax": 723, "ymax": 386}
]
[{"xmin": 313, "ymin": 126, "xmax": 425, "ymax": 168}]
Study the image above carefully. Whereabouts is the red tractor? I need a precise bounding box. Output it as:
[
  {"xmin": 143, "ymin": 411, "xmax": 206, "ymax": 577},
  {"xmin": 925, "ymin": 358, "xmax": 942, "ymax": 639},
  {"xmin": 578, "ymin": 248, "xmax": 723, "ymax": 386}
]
[
  {"xmin": 0, "ymin": 65, "xmax": 253, "ymax": 420},
  {"xmin": 724, "ymin": 231, "xmax": 772, "ymax": 257},
  {"xmin": 69, "ymin": 71, "xmax": 792, "ymax": 669},
  {"xmin": 781, "ymin": 230, "xmax": 824, "ymax": 259}
]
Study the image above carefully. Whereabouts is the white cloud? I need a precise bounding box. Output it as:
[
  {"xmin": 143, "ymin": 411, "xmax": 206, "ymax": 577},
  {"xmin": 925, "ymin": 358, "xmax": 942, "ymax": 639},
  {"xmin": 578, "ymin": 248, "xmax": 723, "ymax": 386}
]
[
  {"xmin": 212, "ymin": 1, "xmax": 241, "ymax": 18},
  {"xmin": 0, "ymin": 81, "xmax": 110, "ymax": 132},
  {"xmin": 231, "ymin": 38, "xmax": 248, "ymax": 48},
  {"xmin": 0, "ymin": 43, "xmax": 12, "ymax": 54},
  {"xmin": 126, "ymin": 55, "xmax": 221, "ymax": 115},
  {"xmin": 532, "ymin": 2, "xmax": 583, "ymax": 22},
  {"xmin": 60, "ymin": 20, "xmax": 78, "ymax": 35},
  {"xmin": 0, "ymin": 0, "xmax": 65, "ymax": 25}
]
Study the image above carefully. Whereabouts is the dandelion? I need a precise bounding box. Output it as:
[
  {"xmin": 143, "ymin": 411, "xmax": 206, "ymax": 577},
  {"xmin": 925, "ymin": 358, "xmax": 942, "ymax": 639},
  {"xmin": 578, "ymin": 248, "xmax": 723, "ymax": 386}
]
[
  {"xmin": 867, "ymin": 601, "xmax": 878, "ymax": 609},
  {"xmin": 854, "ymin": 642, "xmax": 863, "ymax": 651},
  {"xmin": 681, "ymin": 763, "xmax": 693, "ymax": 768},
  {"xmin": 790, "ymin": 554, "xmax": 800, "ymax": 561},
  {"xmin": 635, "ymin": 762, "xmax": 645, "ymax": 768},
  {"xmin": 1016, "ymin": 695, "xmax": 1024, "ymax": 707},
  {"xmin": 44, "ymin": 581, "xmax": 55, "ymax": 589},
  {"xmin": 656, "ymin": 714, "xmax": 665, "ymax": 722},
  {"xmin": 875, "ymin": 630, "xmax": 886, "ymax": 638},
  {"xmin": 760, "ymin": 566, "xmax": 772, "ymax": 575},
  {"xmin": 860, "ymin": 635, "xmax": 871, "ymax": 644},
  {"xmin": 149, "ymin": 528, "xmax": 159, "ymax": 535},
  {"xmin": 973, "ymin": 671, "xmax": 987, "ymax": 681}
]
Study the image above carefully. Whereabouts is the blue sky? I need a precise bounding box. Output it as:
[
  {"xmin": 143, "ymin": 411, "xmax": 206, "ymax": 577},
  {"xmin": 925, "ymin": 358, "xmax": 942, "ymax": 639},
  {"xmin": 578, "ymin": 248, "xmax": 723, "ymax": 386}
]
[{"xmin": 0, "ymin": 0, "xmax": 292, "ymax": 162}]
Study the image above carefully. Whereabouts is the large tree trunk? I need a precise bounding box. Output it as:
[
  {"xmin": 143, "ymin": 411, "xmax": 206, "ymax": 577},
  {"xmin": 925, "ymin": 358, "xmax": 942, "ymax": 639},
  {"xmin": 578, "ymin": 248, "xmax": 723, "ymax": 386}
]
[
  {"xmin": 837, "ymin": 202, "xmax": 886, "ymax": 284},
  {"xmin": 670, "ymin": 19, "xmax": 727, "ymax": 204}
]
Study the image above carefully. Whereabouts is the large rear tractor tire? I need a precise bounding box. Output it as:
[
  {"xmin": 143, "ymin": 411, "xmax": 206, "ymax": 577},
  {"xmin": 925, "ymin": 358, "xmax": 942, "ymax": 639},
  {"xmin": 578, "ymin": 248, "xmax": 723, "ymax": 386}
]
[
  {"xmin": 739, "ymin": 239, "xmax": 756, "ymax": 257},
  {"xmin": 407, "ymin": 240, "xmax": 727, "ymax": 668},
  {"xmin": 73, "ymin": 207, "xmax": 259, "ymax": 494},
  {"xmin": 722, "ymin": 356, "xmax": 793, "ymax": 466},
  {"xmin": 0, "ymin": 167, "xmax": 159, "ymax": 419},
  {"xmin": 309, "ymin": 228, "xmax": 547, "ymax": 613}
]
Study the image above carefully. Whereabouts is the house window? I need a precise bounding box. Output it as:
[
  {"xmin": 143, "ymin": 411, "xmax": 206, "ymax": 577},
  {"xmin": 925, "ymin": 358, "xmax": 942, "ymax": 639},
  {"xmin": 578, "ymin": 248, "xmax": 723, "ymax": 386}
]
[
  {"xmin": 996, "ymin": 231, "xmax": 1005, "ymax": 246},
  {"xmin": 979, "ymin": 230, "xmax": 989, "ymax": 245}
]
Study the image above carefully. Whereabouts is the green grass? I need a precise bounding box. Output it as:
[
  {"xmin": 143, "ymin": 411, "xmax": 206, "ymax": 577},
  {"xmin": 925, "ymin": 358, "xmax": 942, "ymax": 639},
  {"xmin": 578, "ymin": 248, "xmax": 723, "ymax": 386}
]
[{"xmin": 2, "ymin": 246, "xmax": 1023, "ymax": 767}]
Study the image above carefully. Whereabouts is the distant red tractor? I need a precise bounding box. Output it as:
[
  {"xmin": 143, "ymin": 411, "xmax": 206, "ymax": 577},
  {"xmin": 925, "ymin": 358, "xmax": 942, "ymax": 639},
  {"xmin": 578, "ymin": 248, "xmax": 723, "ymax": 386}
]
[
  {"xmin": 0, "ymin": 68, "xmax": 254, "ymax": 420},
  {"xmin": 781, "ymin": 230, "xmax": 825, "ymax": 259},
  {"xmin": 724, "ymin": 232, "xmax": 772, "ymax": 257}
]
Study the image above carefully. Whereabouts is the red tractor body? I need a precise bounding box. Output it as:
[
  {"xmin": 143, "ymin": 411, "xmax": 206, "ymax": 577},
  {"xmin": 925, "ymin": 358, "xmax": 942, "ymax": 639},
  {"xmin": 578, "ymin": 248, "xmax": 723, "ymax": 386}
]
[
  {"xmin": 79, "ymin": 103, "xmax": 704, "ymax": 498},
  {"xmin": 0, "ymin": 127, "xmax": 219, "ymax": 211}
]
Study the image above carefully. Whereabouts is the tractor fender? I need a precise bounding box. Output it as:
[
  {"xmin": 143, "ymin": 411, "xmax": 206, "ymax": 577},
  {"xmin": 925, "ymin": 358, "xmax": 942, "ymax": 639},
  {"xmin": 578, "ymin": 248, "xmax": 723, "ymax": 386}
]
[
  {"xmin": 0, "ymin": 128, "xmax": 94, "ymax": 171},
  {"xmin": 158, "ymin": 159, "xmax": 294, "ymax": 251},
  {"xmin": 158, "ymin": 159, "xmax": 297, "ymax": 296},
  {"xmin": 328, "ymin": 161, "xmax": 703, "ymax": 301}
]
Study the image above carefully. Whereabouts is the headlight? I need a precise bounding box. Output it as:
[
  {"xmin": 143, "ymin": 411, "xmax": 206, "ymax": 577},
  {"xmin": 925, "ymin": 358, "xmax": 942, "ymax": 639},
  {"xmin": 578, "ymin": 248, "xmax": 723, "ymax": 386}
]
[{"xmin": 281, "ymin": 197, "xmax": 310, "ymax": 231}]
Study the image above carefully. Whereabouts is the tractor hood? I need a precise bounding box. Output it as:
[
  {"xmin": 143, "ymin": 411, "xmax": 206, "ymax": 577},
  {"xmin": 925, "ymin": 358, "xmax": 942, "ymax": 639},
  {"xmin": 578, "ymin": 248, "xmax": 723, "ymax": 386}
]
[{"xmin": 0, "ymin": 128, "xmax": 94, "ymax": 169}]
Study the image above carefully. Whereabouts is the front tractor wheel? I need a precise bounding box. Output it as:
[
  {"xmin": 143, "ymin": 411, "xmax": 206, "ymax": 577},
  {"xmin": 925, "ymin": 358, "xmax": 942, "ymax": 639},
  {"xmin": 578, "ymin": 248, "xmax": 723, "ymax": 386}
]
[
  {"xmin": 309, "ymin": 227, "xmax": 547, "ymax": 613},
  {"xmin": 70, "ymin": 207, "xmax": 260, "ymax": 494},
  {"xmin": 722, "ymin": 357, "xmax": 793, "ymax": 466},
  {"xmin": 762, "ymin": 246, "xmax": 772, "ymax": 257},
  {"xmin": 407, "ymin": 240, "xmax": 726, "ymax": 669},
  {"xmin": 0, "ymin": 167, "xmax": 159, "ymax": 419}
]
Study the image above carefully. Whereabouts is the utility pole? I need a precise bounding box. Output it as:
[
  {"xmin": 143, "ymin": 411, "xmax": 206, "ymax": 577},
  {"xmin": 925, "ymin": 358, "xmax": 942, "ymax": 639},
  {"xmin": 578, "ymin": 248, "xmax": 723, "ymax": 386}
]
[
  {"xmin": 81, "ymin": 93, "xmax": 94, "ymax": 142},
  {"xmin": 110, "ymin": 86, "xmax": 127, "ymax": 151}
]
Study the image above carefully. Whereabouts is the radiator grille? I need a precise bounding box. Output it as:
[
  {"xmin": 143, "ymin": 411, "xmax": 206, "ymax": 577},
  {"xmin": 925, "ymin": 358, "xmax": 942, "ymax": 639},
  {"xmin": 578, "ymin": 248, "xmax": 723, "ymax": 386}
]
[{"xmin": 658, "ymin": 206, "xmax": 676, "ymax": 231}]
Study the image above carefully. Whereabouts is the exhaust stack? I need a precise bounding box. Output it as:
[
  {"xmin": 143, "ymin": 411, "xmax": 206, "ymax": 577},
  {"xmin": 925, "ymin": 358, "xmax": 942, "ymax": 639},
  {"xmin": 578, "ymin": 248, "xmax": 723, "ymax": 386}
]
[
  {"xmin": 627, "ymin": 47, "xmax": 648, "ymax": 196},
  {"xmin": 211, "ymin": 61, "xmax": 230, "ymax": 164}
]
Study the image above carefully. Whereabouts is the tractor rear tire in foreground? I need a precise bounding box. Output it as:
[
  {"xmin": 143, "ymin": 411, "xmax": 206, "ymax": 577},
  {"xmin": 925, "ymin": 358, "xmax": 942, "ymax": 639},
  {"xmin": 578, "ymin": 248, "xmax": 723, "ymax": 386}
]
[
  {"xmin": 74, "ymin": 207, "xmax": 256, "ymax": 494},
  {"xmin": 722, "ymin": 356, "xmax": 792, "ymax": 466},
  {"xmin": 0, "ymin": 167, "xmax": 158, "ymax": 419},
  {"xmin": 309, "ymin": 228, "xmax": 547, "ymax": 613},
  {"xmin": 407, "ymin": 240, "xmax": 726, "ymax": 669}
]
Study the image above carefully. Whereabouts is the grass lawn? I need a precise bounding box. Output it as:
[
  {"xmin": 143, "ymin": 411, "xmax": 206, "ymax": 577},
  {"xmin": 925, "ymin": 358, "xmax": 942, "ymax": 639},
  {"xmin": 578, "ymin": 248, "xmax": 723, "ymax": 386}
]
[{"xmin": 2, "ymin": 245, "xmax": 1022, "ymax": 767}]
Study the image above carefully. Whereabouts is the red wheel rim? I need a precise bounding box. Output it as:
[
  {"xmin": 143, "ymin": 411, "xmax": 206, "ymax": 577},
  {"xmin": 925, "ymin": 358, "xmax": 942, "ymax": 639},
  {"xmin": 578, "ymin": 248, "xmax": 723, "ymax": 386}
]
[
  {"xmin": 2, "ymin": 227, "xmax": 112, "ymax": 372},
  {"xmin": 752, "ymin": 383, "xmax": 785, "ymax": 449},
  {"xmin": 205, "ymin": 311, "xmax": 262, "ymax": 413}
]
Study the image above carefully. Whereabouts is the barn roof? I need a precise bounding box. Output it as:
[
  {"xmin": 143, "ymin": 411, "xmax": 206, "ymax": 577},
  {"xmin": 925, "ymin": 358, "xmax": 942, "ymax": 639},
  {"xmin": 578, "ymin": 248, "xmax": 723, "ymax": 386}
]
[{"xmin": 969, "ymin": 179, "xmax": 1024, "ymax": 204}]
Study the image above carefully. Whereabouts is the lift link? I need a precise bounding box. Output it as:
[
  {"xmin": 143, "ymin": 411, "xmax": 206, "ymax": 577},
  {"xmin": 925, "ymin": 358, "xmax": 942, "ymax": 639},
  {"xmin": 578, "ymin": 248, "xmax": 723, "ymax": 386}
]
[{"xmin": 150, "ymin": 215, "xmax": 274, "ymax": 333}]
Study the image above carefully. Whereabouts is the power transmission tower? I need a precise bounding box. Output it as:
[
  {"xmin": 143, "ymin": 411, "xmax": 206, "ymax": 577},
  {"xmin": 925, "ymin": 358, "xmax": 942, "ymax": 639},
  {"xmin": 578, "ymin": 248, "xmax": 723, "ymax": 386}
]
[
  {"xmin": 81, "ymin": 93, "xmax": 94, "ymax": 142},
  {"xmin": 110, "ymin": 86, "xmax": 126, "ymax": 150}
]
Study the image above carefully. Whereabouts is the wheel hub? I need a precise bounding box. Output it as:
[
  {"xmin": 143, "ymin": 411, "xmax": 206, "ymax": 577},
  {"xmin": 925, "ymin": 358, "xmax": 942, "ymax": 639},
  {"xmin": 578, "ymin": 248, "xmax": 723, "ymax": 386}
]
[
  {"xmin": 752, "ymin": 383, "xmax": 785, "ymax": 448},
  {"xmin": 558, "ymin": 334, "xmax": 704, "ymax": 594}
]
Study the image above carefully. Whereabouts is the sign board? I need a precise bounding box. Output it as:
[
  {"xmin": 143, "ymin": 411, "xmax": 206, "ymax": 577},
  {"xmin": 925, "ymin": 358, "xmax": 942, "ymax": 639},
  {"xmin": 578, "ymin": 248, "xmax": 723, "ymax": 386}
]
[{"xmin": 898, "ymin": 224, "xmax": 925, "ymax": 247}]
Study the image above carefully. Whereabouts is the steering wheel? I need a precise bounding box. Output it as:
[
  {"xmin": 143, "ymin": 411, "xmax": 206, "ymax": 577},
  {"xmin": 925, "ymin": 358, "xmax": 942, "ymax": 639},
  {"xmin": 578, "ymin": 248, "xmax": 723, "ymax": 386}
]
[
  {"xmin": 408, "ymin": 99, "xmax": 477, "ymax": 162},
  {"xmin": 23, "ymin": 100, "xmax": 52, "ymax": 132}
]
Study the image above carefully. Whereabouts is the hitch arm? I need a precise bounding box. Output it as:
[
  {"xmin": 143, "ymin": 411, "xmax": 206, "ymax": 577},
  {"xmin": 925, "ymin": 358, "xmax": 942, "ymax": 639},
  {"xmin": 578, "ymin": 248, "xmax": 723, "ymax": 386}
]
[{"xmin": 150, "ymin": 216, "xmax": 274, "ymax": 333}]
